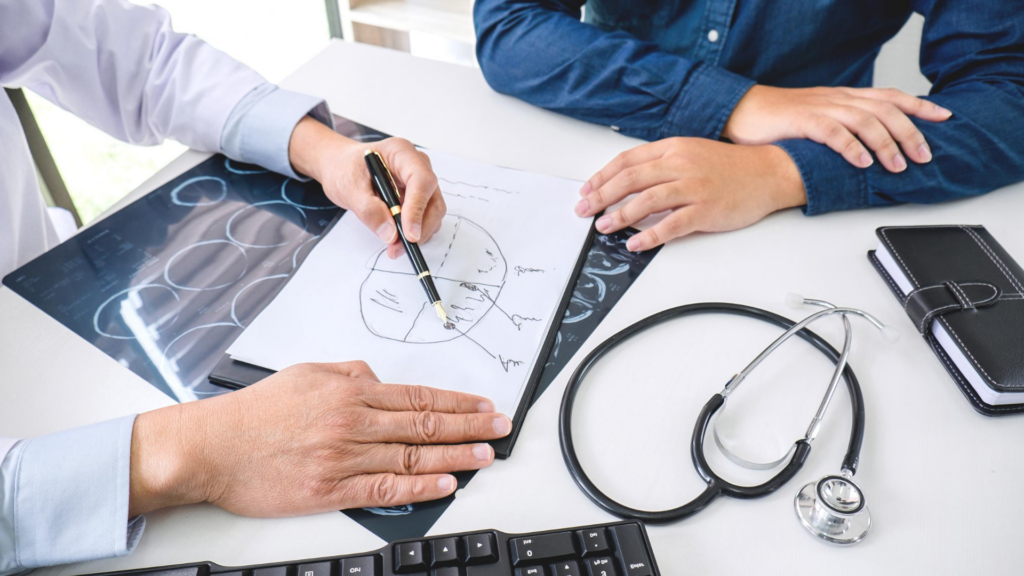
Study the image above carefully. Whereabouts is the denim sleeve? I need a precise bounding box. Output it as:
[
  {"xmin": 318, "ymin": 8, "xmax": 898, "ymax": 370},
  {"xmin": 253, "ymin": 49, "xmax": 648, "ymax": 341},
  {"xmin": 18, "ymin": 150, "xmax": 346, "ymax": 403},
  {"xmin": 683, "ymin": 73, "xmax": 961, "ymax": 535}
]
[
  {"xmin": 0, "ymin": 416, "xmax": 145, "ymax": 575},
  {"xmin": 777, "ymin": 1, "xmax": 1024, "ymax": 215},
  {"xmin": 473, "ymin": 0, "xmax": 754, "ymax": 142},
  {"xmin": 220, "ymin": 84, "xmax": 335, "ymax": 181}
]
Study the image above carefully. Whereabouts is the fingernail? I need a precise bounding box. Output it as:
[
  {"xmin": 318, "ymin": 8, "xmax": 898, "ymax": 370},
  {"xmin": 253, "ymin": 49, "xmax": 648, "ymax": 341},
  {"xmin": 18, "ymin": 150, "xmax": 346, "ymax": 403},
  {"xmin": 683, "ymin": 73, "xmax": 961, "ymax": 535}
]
[
  {"xmin": 918, "ymin": 143, "xmax": 932, "ymax": 163},
  {"xmin": 936, "ymin": 104, "xmax": 953, "ymax": 119},
  {"xmin": 390, "ymin": 245, "xmax": 405, "ymax": 260},
  {"xmin": 859, "ymin": 152, "xmax": 873, "ymax": 168},
  {"xmin": 893, "ymin": 154, "xmax": 907, "ymax": 171},
  {"xmin": 477, "ymin": 400, "xmax": 495, "ymax": 413},
  {"xmin": 626, "ymin": 236, "xmax": 642, "ymax": 252},
  {"xmin": 376, "ymin": 222, "xmax": 395, "ymax": 243},
  {"xmin": 574, "ymin": 199, "xmax": 590, "ymax": 217},
  {"xmin": 579, "ymin": 181, "xmax": 592, "ymax": 196},
  {"xmin": 492, "ymin": 415, "xmax": 512, "ymax": 436},
  {"xmin": 596, "ymin": 215, "xmax": 612, "ymax": 232},
  {"xmin": 408, "ymin": 223, "xmax": 422, "ymax": 242},
  {"xmin": 437, "ymin": 475, "xmax": 455, "ymax": 492},
  {"xmin": 472, "ymin": 443, "xmax": 492, "ymax": 461}
]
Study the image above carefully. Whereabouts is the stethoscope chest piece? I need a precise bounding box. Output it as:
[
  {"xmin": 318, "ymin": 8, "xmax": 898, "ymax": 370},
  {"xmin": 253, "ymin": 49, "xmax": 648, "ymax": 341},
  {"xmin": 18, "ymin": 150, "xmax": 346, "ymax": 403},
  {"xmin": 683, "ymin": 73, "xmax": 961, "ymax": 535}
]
[{"xmin": 795, "ymin": 474, "xmax": 872, "ymax": 545}]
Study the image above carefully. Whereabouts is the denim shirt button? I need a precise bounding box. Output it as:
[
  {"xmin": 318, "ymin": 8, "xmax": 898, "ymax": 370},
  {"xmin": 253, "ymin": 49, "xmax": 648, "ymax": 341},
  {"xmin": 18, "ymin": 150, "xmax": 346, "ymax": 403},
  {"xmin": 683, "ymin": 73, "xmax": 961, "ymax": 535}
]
[{"xmin": 707, "ymin": 29, "xmax": 720, "ymax": 43}]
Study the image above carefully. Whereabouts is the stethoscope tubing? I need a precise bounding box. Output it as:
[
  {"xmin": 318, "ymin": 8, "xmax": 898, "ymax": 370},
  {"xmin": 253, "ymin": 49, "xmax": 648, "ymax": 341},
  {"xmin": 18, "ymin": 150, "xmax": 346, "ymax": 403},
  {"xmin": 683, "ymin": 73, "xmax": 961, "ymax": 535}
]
[{"xmin": 558, "ymin": 302, "xmax": 865, "ymax": 524}]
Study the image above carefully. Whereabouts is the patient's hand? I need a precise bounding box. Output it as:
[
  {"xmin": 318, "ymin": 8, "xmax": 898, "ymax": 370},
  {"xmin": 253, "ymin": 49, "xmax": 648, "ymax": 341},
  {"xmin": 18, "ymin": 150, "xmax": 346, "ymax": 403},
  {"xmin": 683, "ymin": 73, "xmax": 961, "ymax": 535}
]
[
  {"xmin": 723, "ymin": 85, "xmax": 952, "ymax": 173},
  {"xmin": 288, "ymin": 117, "xmax": 446, "ymax": 259},
  {"xmin": 128, "ymin": 361, "xmax": 509, "ymax": 517},
  {"xmin": 575, "ymin": 138, "xmax": 804, "ymax": 251}
]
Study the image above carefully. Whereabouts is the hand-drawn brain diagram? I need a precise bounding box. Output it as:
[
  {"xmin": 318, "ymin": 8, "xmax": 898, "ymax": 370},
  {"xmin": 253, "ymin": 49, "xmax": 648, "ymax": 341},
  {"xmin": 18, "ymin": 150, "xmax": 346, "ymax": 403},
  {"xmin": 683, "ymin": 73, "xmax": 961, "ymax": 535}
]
[{"xmin": 360, "ymin": 216, "xmax": 506, "ymax": 343}]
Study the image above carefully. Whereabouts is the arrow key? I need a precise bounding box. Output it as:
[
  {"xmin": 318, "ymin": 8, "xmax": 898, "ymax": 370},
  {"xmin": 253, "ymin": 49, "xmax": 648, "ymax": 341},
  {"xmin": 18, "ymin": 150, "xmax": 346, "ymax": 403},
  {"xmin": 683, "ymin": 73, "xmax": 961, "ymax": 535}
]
[
  {"xmin": 431, "ymin": 538, "xmax": 459, "ymax": 566},
  {"xmin": 553, "ymin": 560, "xmax": 581, "ymax": 576},
  {"xmin": 394, "ymin": 541, "xmax": 429, "ymax": 573},
  {"xmin": 464, "ymin": 533, "xmax": 498, "ymax": 564}
]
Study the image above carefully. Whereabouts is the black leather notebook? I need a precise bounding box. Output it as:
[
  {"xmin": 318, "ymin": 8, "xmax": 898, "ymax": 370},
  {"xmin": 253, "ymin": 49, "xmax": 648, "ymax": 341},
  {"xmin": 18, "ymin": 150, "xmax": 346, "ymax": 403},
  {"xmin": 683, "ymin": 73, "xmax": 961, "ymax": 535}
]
[{"xmin": 868, "ymin": 225, "xmax": 1024, "ymax": 416}]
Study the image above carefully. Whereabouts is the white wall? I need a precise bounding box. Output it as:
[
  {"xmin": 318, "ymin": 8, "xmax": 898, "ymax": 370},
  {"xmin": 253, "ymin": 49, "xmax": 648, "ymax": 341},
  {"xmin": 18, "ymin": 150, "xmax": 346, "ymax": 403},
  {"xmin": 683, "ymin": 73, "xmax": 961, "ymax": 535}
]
[{"xmin": 874, "ymin": 13, "xmax": 932, "ymax": 95}]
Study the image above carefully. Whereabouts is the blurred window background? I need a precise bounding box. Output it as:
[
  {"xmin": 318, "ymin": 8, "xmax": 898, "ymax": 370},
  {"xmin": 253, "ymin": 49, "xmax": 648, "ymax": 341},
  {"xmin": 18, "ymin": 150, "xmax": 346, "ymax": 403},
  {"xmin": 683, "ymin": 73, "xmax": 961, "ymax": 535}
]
[{"xmin": 25, "ymin": 0, "xmax": 331, "ymax": 223}]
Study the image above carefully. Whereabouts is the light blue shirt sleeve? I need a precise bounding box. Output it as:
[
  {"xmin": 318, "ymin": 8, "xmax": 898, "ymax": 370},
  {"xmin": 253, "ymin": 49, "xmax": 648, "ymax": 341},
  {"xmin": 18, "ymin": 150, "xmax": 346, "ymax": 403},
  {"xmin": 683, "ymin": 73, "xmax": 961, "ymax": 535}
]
[
  {"xmin": 220, "ymin": 84, "xmax": 336, "ymax": 181},
  {"xmin": 0, "ymin": 416, "xmax": 144, "ymax": 576},
  {"xmin": 0, "ymin": 89, "xmax": 335, "ymax": 575}
]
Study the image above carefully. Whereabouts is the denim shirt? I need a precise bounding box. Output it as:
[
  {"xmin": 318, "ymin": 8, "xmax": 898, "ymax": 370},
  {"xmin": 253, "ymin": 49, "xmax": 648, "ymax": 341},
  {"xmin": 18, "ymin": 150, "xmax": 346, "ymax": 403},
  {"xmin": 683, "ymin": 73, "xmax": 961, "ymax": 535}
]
[{"xmin": 475, "ymin": 0, "xmax": 1024, "ymax": 215}]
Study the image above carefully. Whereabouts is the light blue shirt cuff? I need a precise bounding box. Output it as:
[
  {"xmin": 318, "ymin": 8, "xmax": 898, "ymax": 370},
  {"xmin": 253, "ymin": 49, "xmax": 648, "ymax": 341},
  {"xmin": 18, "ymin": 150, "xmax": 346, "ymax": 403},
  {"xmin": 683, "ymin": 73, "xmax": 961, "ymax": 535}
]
[
  {"xmin": 0, "ymin": 416, "xmax": 144, "ymax": 575},
  {"xmin": 220, "ymin": 84, "xmax": 335, "ymax": 181}
]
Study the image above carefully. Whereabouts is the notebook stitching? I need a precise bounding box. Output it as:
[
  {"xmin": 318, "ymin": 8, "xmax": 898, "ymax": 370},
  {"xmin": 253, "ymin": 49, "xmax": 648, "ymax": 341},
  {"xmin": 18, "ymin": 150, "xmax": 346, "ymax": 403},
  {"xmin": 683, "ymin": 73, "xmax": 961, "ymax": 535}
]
[
  {"xmin": 960, "ymin": 226, "xmax": 1024, "ymax": 294},
  {"xmin": 921, "ymin": 305, "xmax": 959, "ymax": 333},
  {"xmin": 879, "ymin": 228, "xmax": 920, "ymax": 288},
  {"xmin": 942, "ymin": 280, "xmax": 966, "ymax": 307},
  {"xmin": 874, "ymin": 253, "xmax": 907, "ymax": 301},
  {"xmin": 933, "ymin": 336, "xmax": 1019, "ymax": 413},
  {"xmin": 903, "ymin": 285, "xmax": 944, "ymax": 310},
  {"xmin": 938, "ymin": 315, "xmax": 998, "ymax": 386}
]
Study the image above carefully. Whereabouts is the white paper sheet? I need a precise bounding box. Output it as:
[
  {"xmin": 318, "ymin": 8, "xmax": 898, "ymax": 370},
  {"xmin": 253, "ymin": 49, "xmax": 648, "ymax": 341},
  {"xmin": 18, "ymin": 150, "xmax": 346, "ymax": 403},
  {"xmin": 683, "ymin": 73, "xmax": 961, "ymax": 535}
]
[{"xmin": 227, "ymin": 149, "xmax": 593, "ymax": 416}]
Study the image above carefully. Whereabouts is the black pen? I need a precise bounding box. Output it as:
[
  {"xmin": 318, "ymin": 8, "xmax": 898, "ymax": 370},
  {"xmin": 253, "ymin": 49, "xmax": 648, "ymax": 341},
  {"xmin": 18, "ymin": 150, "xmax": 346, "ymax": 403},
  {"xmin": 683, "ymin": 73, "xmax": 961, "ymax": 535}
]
[{"xmin": 364, "ymin": 150, "xmax": 451, "ymax": 328}]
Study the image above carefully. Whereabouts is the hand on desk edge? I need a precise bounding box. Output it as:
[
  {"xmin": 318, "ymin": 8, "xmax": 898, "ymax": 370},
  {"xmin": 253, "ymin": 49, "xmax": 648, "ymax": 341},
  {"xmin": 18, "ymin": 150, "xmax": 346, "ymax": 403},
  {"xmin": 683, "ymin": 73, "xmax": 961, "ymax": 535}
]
[
  {"xmin": 288, "ymin": 117, "xmax": 447, "ymax": 260},
  {"xmin": 128, "ymin": 361, "xmax": 510, "ymax": 518},
  {"xmin": 575, "ymin": 138, "xmax": 806, "ymax": 252}
]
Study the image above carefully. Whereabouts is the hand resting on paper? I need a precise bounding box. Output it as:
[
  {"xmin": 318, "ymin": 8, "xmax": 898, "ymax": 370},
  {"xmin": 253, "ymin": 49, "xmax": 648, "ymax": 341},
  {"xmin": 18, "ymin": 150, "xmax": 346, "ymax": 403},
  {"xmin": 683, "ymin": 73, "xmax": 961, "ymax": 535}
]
[
  {"xmin": 575, "ymin": 138, "xmax": 806, "ymax": 251},
  {"xmin": 127, "ymin": 361, "xmax": 510, "ymax": 518},
  {"xmin": 288, "ymin": 117, "xmax": 446, "ymax": 260}
]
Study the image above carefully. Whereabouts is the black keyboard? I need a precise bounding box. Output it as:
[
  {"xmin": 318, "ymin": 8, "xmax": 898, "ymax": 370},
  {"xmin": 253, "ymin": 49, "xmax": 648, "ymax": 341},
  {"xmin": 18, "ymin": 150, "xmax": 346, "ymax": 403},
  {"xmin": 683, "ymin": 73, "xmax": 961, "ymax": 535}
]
[{"xmin": 84, "ymin": 521, "xmax": 659, "ymax": 576}]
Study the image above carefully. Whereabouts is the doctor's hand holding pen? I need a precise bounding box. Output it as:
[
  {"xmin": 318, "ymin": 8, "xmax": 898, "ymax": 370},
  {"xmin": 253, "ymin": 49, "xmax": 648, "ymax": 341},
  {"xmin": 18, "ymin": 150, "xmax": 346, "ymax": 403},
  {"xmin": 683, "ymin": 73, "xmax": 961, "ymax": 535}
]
[
  {"xmin": 127, "ymin": 361, "xmax": 511, "ymax": 518},
  {"xmin": 288, "ymin": 117, "xmax": 447, "ymax": 259}
]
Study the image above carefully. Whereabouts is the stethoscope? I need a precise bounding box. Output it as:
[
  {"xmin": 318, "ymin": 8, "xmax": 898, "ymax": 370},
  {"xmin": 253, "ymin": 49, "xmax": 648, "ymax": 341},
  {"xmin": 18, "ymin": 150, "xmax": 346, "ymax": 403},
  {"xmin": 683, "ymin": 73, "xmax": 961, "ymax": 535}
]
[{"xmin": 559, "ymin": 295, "xmax": 899, "ymax": 545}]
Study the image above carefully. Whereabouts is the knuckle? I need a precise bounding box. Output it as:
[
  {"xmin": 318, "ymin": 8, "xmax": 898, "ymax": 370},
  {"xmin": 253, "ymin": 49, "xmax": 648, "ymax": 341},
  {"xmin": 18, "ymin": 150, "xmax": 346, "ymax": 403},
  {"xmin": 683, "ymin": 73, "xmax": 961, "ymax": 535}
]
[
  {"xmin": 348, "ymin": 360, "xmax": 371, "ymax": 374},
  {"xmin": 414, "ymin": 411, "xmax": 443, "ymax": 443},
  {"xmin": 370, "ymin": 474, "xmax": 402, "ymax": 506},
  {"xmin": 408, "ymin": 385, "xmax": 435, "ymax": 412},
  {"xmin": 620, "ymin": 167, "xmax": 639, "ymax": 188},
  {"xmin": 646, "ymin": 227, "xmax": 663, "ymax": 247},
  {"xmin": 851, "ymin": 111, "xmax": 874, "ymax": 131},
  {"xmin": 401, "ymin": 445, "xmax": 425, "ymax": 475},
  {"xmin": 822, "ymin": 120, "xmax": 845, "ymax": 141},
  {"xmin": 842, "ymin": 137, "xmax": 862, "ymax": 155}
]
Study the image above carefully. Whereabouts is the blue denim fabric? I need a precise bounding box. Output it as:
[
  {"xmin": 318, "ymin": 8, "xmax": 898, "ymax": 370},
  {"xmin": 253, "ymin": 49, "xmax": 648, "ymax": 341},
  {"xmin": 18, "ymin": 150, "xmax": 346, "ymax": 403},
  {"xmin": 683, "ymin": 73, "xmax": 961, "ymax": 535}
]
[{"xmin": 475, "ymin": 0, "xmax": 1024, "ymax": 215}]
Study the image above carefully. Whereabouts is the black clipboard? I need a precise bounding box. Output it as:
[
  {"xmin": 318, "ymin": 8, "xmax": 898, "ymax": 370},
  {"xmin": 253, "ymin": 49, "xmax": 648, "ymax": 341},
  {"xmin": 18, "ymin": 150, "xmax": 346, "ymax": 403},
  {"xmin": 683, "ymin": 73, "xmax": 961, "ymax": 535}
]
[{"xmin": 210, "ymin": 218, "xmax": 598, "ymax": 459}]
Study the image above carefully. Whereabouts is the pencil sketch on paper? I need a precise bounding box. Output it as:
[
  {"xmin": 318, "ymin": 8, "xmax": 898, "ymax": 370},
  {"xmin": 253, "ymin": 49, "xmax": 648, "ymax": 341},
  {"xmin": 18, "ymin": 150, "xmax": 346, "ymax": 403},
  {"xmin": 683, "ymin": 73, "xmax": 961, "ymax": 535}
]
[
  {"xmin": 359, "ymin": 215, "xmax": 507, "ymax": 342},
  {"xmin": 357, "ymin": 215, "xmax": 541, "ymax": 372}
]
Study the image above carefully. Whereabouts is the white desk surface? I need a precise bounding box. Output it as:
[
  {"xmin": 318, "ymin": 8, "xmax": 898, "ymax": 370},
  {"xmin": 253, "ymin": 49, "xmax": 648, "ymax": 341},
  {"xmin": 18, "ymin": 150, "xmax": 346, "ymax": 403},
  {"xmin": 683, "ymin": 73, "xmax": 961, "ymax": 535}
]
[{"xmin": 6, "ymin": 40, "xmax": 1023, "ymax": 575}]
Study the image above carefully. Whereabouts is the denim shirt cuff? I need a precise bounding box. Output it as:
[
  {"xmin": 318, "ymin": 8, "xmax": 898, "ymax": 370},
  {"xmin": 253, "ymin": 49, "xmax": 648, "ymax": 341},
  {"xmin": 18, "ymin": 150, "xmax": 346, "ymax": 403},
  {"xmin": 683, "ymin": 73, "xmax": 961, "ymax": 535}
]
[
  {"xmin": 774, "ymin": 139, "xmax": 871, "ymax": 216},
  {"xmin": 662, "ymin": 63, "xmax": 755, "ymax": 140}
]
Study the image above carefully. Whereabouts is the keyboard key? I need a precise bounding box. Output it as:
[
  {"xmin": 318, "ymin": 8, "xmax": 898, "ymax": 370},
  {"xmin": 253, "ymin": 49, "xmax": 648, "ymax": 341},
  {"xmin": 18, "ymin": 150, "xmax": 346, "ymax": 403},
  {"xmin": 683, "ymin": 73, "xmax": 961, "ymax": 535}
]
[
  {"xmin": 431, "ymin": 537, "xmax": 460, "ymax": 566},
  {"xmin": 464, "ymin": 533, "xmax": 498, "ymax": 564},
  {"xmin": 584, "ymin": 558, "xmax": 618, "ymax": 576},
  {"xmin": 515, "ymin": 567, "xmax": 544, "ymax": 576},
  {"xmin": 394, "ymin": 542, "xmax": 429, "ymax": 573},
  {"xmin": 576, "ymin": 528, "xmax": 610, "ymax": 557},
  {"xmin": 432, "ymin": 567, "xmax": 460, "ymax": 576},
  {"xmin": 341, "ymin": 555, "xmax": 381, "ymax": 576},
  {"xmin": 552, "ymin": 561, "xmax": 582, "ymax": 576},
  {"xmin": 608, "ymin": 525, "xmax": 653, "ymax": 576},
  {"xmin": 510, "ymin": 532, "xmax": 576, "ymax": 566},
  {"xmin": 254, "ymin": 567, "xmax": 292, "ymax": 576},
  {"xmin": 296, "ymin": 562, "xmax": 332, "ymax": 576},
  {"xmin": 138, "ymin": 570, "xmax": 204, "ymax": 576}
]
